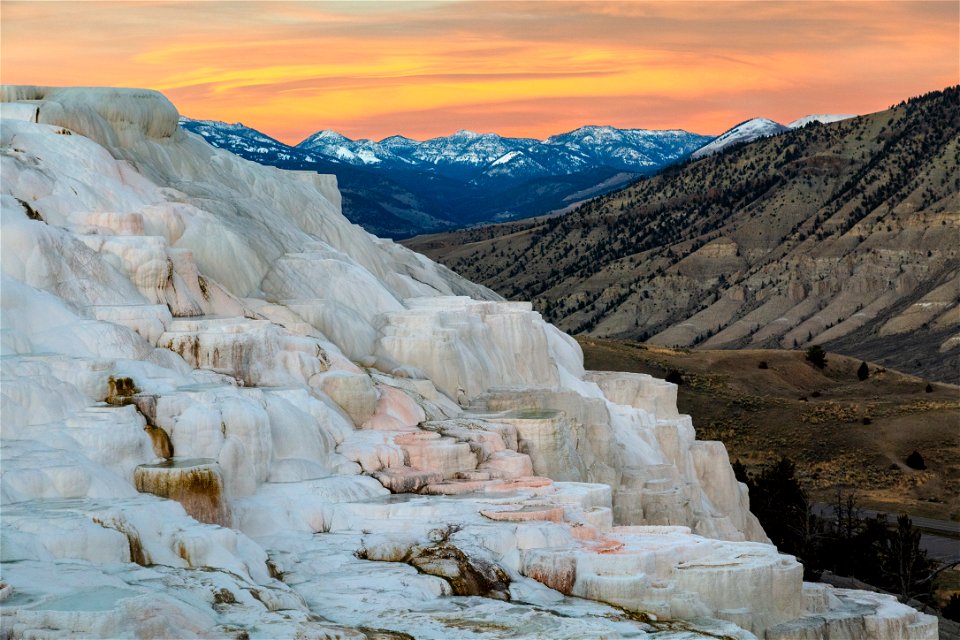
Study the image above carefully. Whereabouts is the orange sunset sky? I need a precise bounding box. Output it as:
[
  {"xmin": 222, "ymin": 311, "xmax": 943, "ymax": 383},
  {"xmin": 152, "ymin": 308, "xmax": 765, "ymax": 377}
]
[{"xmin": 2, "ymin": 1, "xmax": 958, "ymax": 144}]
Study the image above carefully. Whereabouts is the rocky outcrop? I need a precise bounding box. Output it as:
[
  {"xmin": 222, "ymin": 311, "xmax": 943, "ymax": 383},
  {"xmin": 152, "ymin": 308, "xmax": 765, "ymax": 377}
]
[{"xmin": 0, "ymin": 86, "xmax": 936, "ymax": 638}]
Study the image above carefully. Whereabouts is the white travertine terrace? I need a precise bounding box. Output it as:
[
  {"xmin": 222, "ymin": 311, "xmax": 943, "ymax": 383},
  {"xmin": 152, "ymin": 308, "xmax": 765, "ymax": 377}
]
[{"xmin": 0, "ymin": 86, "xmax": 937, "ymax": 639}]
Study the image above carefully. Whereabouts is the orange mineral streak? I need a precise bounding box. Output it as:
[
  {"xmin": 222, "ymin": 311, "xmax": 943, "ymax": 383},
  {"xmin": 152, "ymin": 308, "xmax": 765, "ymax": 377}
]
[
  {"xmin": 144, "ymin": 426, "xmax": 174, "ymax": 460},
  {"xmin": 588, "ymin": 538, "xmax": 626, "ymax": 554},
  {"xmin": 523, "ymin": 551, "xmax": 577, "ymax": 595},
  {"xmin": 2, "ymin": 1, "xmax": 956, "ymax": 142},
  {"xmin": 486, "ymin": 476, "xmax": 554, "ymax": 492},
  {"xmin": 133, "ymin": 459, "xmax": 230, "ymax": 527}
]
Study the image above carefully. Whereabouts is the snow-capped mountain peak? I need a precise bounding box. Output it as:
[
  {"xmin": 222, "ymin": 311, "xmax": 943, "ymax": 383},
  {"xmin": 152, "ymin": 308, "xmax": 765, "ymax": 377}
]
[
  {"xmin": 690, "ymin": 117, "xmax": 789, "ymax": 159},
  {"xmin": 379, "ymin": 134, "xmax": 417, "ymax": 145},
  {"xmin": 295, "ymin": 130, "xmax": 413, "ymax": 166},
  {"xmin": 299, "ymin": 129, "xmax": 354, "ymax": 147},
  {"xmin": 545, "ymin": 125, "xmax": 622, "ymax": 146},
  {"xmin": 184, "ymin": 117, "xmax": 716, "ymax": 194},
  {"xmin": 286, "ymin": 124, "xmax": 712, "ymax": 177},
  {"xmin": 787, "ymin": 114, "xmax": 856, "ymax": 128},
  {"xmin": 179, "ymin": 116, "xmax": 312, "ymax": 163}
]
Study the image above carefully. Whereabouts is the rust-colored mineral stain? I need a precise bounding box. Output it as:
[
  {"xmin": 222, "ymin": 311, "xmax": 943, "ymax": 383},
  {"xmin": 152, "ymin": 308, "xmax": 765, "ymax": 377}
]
[
  {"xmin": 134, "ymin": 459, "xmax": 230, "ymax": 526},
  {"xmin": 105, "ymin": 376, "xmax": 139, "ymax": 405},
  {"xmin": 92, "ymin": 516, "xmax": 150, "ymax": 566},
  {"xmin": 176, "ymin": 540, "xmax": 191, "ymax": 565},
  {"xmin": 525, "ymin": 557, "xmax": 576, "ymax": 595},
  {"xmin": 144, "ymin": 425, "xmax": 173, "ymax": 459},
  {"xmin": 122, "ymin": 529, "xmax": 148, "ymax": 565},
  {"xmin": 588, "ymin": 538, "xmax": 625, "ymax": 554}
]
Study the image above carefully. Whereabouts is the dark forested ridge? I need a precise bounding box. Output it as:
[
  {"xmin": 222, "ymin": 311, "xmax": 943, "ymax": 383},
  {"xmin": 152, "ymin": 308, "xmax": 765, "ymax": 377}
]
[{"xmin": 406, "ymin": 87, "xmax": 960, "ymax": 382}]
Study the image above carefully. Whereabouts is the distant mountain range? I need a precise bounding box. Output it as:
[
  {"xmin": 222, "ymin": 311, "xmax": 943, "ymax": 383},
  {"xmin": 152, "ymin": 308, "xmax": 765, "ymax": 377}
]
[
  {"xmin": 181, "ymin": 119, "xmax": 712, "ymax": 237},
  {"xmin": 182, "ymin": 113, "xmax": 855, "ymax": 238},
  {"xmin": 406, "ymin": 88, "xmax": 958, "ymax": 382},
  {"xmin": 297, "ymin": 126, "xmax": 712, "ymax": 179}
]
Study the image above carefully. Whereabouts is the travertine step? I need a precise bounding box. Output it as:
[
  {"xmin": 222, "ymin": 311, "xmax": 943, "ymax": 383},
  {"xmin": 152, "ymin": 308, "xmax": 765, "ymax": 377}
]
[
  {"xmin": 88, "ymin": 303, "xmax": 173, "ymax": 345},
  {"xmin": 478, "ymin": 449, "xmax": 534, "ymax": 479},
  {"xmin": 480, "ymin": 504, "xmax": 565, "ymax": 523},
  {"xmin": 486, "ymin": 476, "xmax": 554, "ymax": 495},
  {"xmin": 454, "ymin": 470, "xmax": 493, "ymax": 481},
  {"xmin": 421, "ymin": 479, "xmax": 501, "ymax": 495},
  {"xmin": 906, "ymin": 619, "xmax": 939, "ymax": 639},
  {"xmin": 160, "ymin": 316, "xmax": 330, "ymax": 387},
  {"xmin": 420, "ymin": 474, "xmax": 556, "ymax": 496},
  {"xmin": 133, "ymin": 458, "xmax": 229, "ymax": 526},
  {"xmin": 585, "ymin": 371, "xmax": 680, "ymax": 418},
  {"xmin": 396, "ymin": 432, "xmax": 478, "ymax": 479},
  {"xmin": 421, "ymin": 419, "xmax": 514, "ymax": 459},
  {"xmin": 372, "ymin": 466, "xmax": 443, "ymax": 493}
]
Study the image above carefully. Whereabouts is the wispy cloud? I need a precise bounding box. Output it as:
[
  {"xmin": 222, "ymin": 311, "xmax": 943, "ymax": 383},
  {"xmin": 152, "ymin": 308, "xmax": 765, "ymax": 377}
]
[{"xmin": 2, "ymin": 1, "xmax": 956, "ymax": 142}]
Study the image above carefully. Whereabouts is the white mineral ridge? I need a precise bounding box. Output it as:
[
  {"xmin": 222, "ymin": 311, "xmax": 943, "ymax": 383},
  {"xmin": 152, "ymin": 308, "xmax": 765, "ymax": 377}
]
[{"xmin": 0, "ymin": 85, "xmax": 936, "ymax": 639}]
